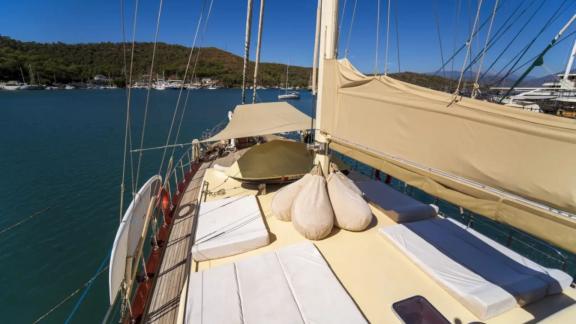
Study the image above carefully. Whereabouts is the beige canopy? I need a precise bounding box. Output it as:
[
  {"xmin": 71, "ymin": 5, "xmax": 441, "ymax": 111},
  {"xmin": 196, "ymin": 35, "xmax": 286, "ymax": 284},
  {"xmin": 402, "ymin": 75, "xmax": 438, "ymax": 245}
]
[
  {"xmin": 320, "ymin": 59, "xmax": 576, "ymax": 253},
  {"xmin": 203, "ymin": 102, "xmax": 312, "ymax": 142},
  {"xmin": 225, "ymin": 140, "xmax": 314, "ymax": 182}
]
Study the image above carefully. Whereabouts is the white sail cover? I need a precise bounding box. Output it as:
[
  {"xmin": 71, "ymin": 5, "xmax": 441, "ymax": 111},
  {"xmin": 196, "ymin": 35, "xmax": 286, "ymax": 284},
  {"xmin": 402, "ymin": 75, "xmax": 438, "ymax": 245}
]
[
  {"xmin": 108, "ymin": 175, "xmax": 161, "ymax": 304},
  {"xmin": 202, "ymin": 102, "xmax": 312, "ymax": 142},
  {"xmin": 320, "ymin": 59, "xmax": 576, "ymax": 253}
]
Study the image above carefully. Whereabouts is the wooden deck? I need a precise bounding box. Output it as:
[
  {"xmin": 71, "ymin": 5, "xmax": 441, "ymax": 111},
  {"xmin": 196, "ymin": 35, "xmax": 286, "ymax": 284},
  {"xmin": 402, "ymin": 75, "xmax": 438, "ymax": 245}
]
[{"xmin": 144, "ymin": 161, "xmax": 213, "ymax": 324}]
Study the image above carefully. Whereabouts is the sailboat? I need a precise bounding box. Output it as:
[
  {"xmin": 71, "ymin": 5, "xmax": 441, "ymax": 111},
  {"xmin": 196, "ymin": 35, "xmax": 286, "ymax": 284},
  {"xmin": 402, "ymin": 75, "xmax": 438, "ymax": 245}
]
[
  {"xmin": 278, "ymin": 63, "xmax": 300, "ymax": 100},
  {"xmin": 19, "ymin": 64, "xmax": 45, "ymax": 90},
  {"xmin": 102, "ymin": 1, "xmax": 576, "ymax": 323}
]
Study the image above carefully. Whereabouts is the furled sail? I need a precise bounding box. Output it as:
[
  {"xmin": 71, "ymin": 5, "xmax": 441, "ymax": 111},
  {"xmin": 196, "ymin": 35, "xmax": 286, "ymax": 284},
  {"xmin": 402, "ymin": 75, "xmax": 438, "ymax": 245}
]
[
  {"xmin": 202, "ymin": 102, "xmax": 312, "ymax": 142},
  {"xmin": 320, "ymin": 59, "xmax": 576, "ymax": 253}
]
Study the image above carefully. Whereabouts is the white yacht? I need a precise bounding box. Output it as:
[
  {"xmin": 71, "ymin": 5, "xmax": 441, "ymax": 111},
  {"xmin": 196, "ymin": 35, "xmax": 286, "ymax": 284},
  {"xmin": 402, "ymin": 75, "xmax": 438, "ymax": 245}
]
[{"xmin": 1, "ymin": 81, "xmax": 23, "ymax": 91}]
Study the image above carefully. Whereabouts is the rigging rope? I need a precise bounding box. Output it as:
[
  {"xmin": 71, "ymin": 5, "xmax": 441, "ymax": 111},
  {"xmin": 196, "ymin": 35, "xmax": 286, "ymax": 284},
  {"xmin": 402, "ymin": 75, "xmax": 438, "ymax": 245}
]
[
  {"xmin": 120, "ymin": 0, "xmax": 128, "ymax": 81},
  {"xmin": 461, "ymin": 0, "xmax": 536, "ymax": 81},
  {"xmin": 478, "ymin": 0, "xmax": 538, "ymax": 81},
  {"xmin": 494, "ymin": 0, "xmax": 570, "ymax": 87},
  {"xmin": 33, "ymin": 262, "xmax": 109, "ymax": 323},
  {"xmin": 64, "ymin": 255, "xmax": 110, "ymax": 324},
  {"xmin": 471, "ymin": 0, "xmax": 499, "ymax": 98},
  {"xmin": 135, "ymin": 0, "xmax": 165, "ymax": 190},
  {"xmin": 507, "ymin": 29, "xmax": 576, "ymax": 78},
  {"xmin": 119, "ymin": 0, "xmax": 140, "ymax": 221},
  {"xmin": 157, "ymin": 1, "xmax": 207, "ymax": 175},
  {"xmin": 453, "ymin": 0, "xmax": 483, "ymax": 98},
  {"xmin": 435, "ymin": 1, "xmax": 503, "ymax": 77},
  {"xmin": 338, "ymin": 0, "xmax": 348, "ymax": 56},
  {"xmin": 344, "ymin": 0, "xmax": 358, "ymax": 58},
  {"xmin": 384, "ymin": 0, "xmax": 391, "ymax": 75},
  {"xmin": 0, "ymin": 207, "xmax": 50, "ymax": 236},
  {"xmin": 374, "ymin": 0, "xmax": 381, "ymax": 75},
  {"xmin": 393, "ymin": 0, "xmax": 401, "ymax": 72},
  {"xmin": 450, "ymin": 0, "xmax": 462, "ymax": 90},
  {"xmin": 432, "ymin": 0, "xmax": 446, "ymax": 78},
  {"xmin": 171, "ymin": 0, "xmax": 215, "ymax": 159}
]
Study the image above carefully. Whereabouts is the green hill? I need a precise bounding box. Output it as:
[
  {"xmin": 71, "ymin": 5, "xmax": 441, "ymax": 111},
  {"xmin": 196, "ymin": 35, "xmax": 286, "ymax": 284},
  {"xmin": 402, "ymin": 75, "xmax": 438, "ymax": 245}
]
[
  {"xmin": 0, "ymin": 36, "xmax": 311, "ymax": 87},
  {"xmin": 0, "ymin": 36, "xmax": 479, "ymax": 92}
]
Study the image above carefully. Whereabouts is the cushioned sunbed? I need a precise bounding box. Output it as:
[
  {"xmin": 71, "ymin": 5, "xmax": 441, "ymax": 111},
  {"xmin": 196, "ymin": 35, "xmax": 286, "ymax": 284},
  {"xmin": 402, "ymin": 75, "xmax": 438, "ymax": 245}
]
[
  {"xmin": 380, "ymin": 218, "xmax": 572, "ymax": 320},
  {"xmin": 186, "ymin": 242, "xmax": 367, "ymax": 324},
  {"xmin": 192, "ymin": 195, "xmax": 269, "ymax": 261},
  {"xmin": 353, "ymin": 178, "xmax": 437, "ymax": 223}
]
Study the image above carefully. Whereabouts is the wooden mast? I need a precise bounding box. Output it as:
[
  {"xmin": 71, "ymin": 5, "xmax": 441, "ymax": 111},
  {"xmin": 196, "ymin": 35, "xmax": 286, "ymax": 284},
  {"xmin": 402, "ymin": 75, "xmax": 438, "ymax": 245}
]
[
  {"xmin": 252, "ymin": 0, "xmax": 265, "ymax": 103},
  {"xmin": 314, "ymin": 0, "xmax": 339, "ymax": 174},
  {"xmin": 241, "ymin": 0, "xmax": 254, "ymax": 104}
]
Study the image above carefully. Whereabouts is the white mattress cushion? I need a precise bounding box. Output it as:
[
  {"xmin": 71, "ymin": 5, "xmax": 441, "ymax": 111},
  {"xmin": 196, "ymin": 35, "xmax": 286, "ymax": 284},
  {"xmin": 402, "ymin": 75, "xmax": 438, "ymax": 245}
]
[
  {"xmin": 445, "ymin": 218, "xmax": 573, "ymax": 295},
  {"xmin": 380, "ymin": 219, "xmax": 573, "ymax": 320},
  {"xmin": 354, "ymin": 180, "xmax": 437, "ymax": 223},
  {"xmin": 276, "ymin": 242, "xmax": 368, "ymax": 324},
  {"xmin": 382, "ymin": 222, "xmax": 515, "ymax": 320},
  {"xmin": 192, "ymin": 195, "xmax": 270, "ymax": 261},
  {"xmin": 186, "ymin": 242, "xmax": 367, "ymax": 324},
  {"xmin": 186, "ymin": 263, "xmax": 243, "ymax": 324}
]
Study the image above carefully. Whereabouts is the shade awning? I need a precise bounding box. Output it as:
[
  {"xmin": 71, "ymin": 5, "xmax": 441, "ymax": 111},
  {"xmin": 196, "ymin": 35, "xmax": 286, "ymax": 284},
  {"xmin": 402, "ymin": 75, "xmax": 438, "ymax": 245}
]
[{"xmin": 203, "ymin": 102, "xmax": 312, "ymax": 142}]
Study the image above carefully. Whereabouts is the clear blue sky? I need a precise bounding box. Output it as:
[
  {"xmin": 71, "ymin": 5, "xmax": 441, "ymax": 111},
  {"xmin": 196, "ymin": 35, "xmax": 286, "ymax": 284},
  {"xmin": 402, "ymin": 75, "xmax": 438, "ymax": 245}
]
[{"xmin": 1, "ymin": 0, "xmax": 575, "ymax": 77}]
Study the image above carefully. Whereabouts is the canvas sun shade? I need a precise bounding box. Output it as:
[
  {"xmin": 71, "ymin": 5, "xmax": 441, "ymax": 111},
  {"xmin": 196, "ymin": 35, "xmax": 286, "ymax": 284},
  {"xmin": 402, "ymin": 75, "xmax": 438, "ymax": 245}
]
[
  {"xmin": 203, "ymin": 102, "xmax": 312, "ymax": 142},
  {"xmin": 320, "ymin": 59, "xmax": 576, "ymax": 253},
  {"xmin": 225, "ymin": 140, "xmax": 314, "ymax": 182}
]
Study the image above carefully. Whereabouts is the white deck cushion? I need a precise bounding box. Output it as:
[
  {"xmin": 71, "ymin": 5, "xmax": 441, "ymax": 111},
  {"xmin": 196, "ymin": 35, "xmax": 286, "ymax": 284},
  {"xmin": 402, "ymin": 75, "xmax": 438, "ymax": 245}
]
[
  {"xmin": 192, "ymin": 195, "xmax": 270, "ymax": 261},
  {"xmin": 354, "ymin": 179, "xmax": 437, "ymax": 223},
  {"xmin": 380, "ymin": 219, "xmax": 572, "ymax": 320},
  {"xmin": 186, "ymin": 242, "xmax": 367, "ymax": 324}
]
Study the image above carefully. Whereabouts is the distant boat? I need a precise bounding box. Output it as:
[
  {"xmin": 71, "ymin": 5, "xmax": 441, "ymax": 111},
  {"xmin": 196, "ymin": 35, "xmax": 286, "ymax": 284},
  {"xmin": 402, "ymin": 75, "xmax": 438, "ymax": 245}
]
[
  {"xmin": 153, "ymin": 81, "xmax": 167, "ymax": 90},
  {"xmin": 278, "ymin": 92, "xmax": 300, "ymax": 100},
  {"xmin": 166, "ymin": 80, "xmax": 184, "ymax": 90},
  {"xmin": 1, "ymin": 81, "xmax": 23, "ymax": 91},
  {"xmin": 278, "ymin": 63, "xmax": 300, "ymax": 100},
  {"xmin": 20, "ymin": 84, "xmax": 45, "ymax": 90},
  {"xmin": 207, "ymin": 85, "xmax": 222, "ymax": 90},
  {"xmin": 65, "ymin": 85, "xmax": 75, "ymax": 90}
]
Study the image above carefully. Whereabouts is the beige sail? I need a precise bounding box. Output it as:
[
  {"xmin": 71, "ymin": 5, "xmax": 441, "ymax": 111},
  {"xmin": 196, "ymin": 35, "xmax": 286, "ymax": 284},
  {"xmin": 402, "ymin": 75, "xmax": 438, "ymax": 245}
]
[{"xmin": 320, "ymin": 59, "xmax": 576, "ymax": 253}]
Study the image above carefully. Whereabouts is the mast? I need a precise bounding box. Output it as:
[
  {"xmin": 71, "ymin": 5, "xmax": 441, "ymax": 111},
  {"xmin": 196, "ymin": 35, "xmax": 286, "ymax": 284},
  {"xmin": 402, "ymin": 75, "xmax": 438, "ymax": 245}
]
[
  {"xmin": 28, "ymin": 64, "xmax": 35, "ymax": 85},
  {"xmin": 284, "ymin": 63, "xmax": 289, "ymax": 94},
  {"xmin": 252, "ymin": 0, "xmax": 265, "ymax": 103},
  {"xmin": 314, "ymin": 0, "xmax": 339, "ymax": 174},
  {"xmin": 562, "ymin": 39, "xmax": 576, "ymax": 84},
  {"xmin": 311, "ymin": 0, "xmax": 322, "ymax": 95},
  {"xmin": 241, "ymin": 0, "xmax": 254, "ymax": 104},
  {"xmin": 19, "ymin": 66, "xmax": 26, "ymax": 84}
]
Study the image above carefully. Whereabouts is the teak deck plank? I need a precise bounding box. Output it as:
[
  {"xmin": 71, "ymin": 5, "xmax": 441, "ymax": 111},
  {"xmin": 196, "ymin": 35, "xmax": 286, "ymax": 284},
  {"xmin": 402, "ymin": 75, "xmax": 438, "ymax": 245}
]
[{"xmin": 144, "ymin": 161, "xmax": 212, "ymax": 324}]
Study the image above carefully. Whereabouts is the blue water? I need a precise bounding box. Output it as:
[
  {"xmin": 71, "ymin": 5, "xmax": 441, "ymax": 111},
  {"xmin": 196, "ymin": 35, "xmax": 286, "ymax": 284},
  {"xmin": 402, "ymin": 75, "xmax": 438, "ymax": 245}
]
[{"xmin": 0, "ymin": 89, "xmax": 313, "ymax": 323}]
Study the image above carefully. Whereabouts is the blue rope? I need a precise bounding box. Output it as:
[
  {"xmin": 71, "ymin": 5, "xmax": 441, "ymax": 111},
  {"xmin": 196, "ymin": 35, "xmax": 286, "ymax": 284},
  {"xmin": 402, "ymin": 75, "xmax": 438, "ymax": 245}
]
[{"xmin": 64, "ymin": 254, "xmax": 110, "ymax": 324}]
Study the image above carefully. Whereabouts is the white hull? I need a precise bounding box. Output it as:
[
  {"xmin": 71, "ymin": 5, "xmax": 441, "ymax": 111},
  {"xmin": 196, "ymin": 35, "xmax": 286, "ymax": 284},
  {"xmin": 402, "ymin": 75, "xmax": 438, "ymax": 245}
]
[{"xmin": 278, "ymin": 92, "xmax": 300, "ymax": 100}]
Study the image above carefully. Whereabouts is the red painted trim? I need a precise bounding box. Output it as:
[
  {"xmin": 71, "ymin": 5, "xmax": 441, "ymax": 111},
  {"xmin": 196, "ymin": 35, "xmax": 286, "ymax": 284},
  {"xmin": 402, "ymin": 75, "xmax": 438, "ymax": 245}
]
[{"xmin": 128, "ymin": 162, "xmax": 201, "ymax": 323}]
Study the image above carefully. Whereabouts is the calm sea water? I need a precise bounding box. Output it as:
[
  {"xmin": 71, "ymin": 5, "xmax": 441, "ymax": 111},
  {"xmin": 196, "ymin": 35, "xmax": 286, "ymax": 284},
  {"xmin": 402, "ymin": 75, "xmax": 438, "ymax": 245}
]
[{"xmin": 0, "ymin": 89, "xmax": 313, "ymax": 323}]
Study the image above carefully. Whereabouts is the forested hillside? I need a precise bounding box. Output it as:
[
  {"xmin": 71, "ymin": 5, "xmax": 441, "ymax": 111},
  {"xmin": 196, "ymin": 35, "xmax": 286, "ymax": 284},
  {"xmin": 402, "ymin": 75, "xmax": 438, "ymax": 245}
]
[{"xmin": 0, "ymin": 36, "xmax": 311, "ymax": 87}]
